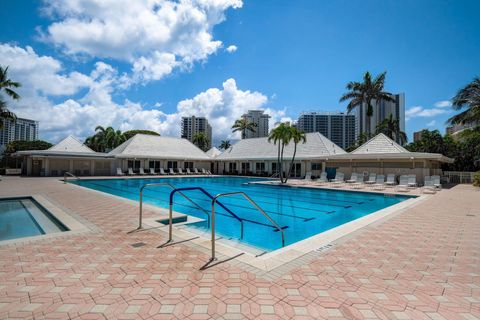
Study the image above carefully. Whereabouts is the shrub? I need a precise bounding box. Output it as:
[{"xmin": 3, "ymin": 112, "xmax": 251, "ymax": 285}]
[{"xmin": 473, "ymin": 171, "xmax": 480, "ymax": 187}]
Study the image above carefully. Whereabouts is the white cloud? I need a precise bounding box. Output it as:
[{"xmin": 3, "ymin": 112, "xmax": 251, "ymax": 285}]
[
  {"xmin": 405, "ymin": 106, "xmax": 447, "ymax": 120},
  {"xmin": 434, "ymin": 100, "xmax": 452, "ymax": 108},
  {"xmin": 427, "ymin": 120, "xmax": 436, "ymax": 127},
  {"xmin": 226, "ymin": 45, "xmax": 237, "ymax": 53},
  {"xmin": 41, "ymin": 0, "xmax": 243, "ymax": 81}
]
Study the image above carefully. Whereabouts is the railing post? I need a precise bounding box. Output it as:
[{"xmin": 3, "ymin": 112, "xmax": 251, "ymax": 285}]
[
  {"xmin": 138, "ymin": 186, "xmax": 144, "ymax": 229},
  {"xmin": 168, "ymin": 201, "xmax": 173, "ymax": 243},
  {"xmin": 211, "ymin": 200, "xmax": 216, "ymax": 261}
]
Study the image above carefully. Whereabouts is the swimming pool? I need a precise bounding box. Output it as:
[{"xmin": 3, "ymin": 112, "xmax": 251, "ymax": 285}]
[
  {"xmin": 0, "ymin": 197, "xmax": 68, "ymax": 241},
  {"xmin": 71, "ymin": 177, "xmax": 413, "ymax": 251}
]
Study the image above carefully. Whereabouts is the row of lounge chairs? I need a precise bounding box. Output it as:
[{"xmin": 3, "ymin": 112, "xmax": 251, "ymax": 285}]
[
  {"xmin": 299, "ymin": 172, "xmax": 442, "ymax": 193},
  {"xmin": 116, "ymin": 167, "xmax": 212, "ymax": 176}
]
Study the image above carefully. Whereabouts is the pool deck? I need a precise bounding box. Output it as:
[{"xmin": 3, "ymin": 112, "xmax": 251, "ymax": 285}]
[{"xmin": 0, "ymin": 176, "xmax": 479, "ymax": 319}]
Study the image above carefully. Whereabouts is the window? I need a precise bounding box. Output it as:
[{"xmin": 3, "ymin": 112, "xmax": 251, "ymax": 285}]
[
  {"xmin": 311, "ymin": 163, "xmax": 322, "ymax": 170},
  {"xmin": 167, "ymin": 161, "xmax": 178, "ymax": 169},
  {"xmin": 228, "ymin": 163, "xmax": 237, "ymax": 172},
  {"xmin": 271, "ymin": 162, "xmax": 277, "ymax": 173},
  {"xmin": 255, "ymin": 162, "xmax": 265, "ymax": 172},
  {"xmin": 127, "ymin": 160, "xmax": 141, "ymax": 170},
  {"xmin": 241, "ymin": 162, "xmax": 250, "ymax": 173},
  {"xmin": 149, "ymin": 160, "xmax": 161, "ymax": 171},
  {"xmin": 184, "ymin": 161, "xmax": 194, "ymax": 169}
]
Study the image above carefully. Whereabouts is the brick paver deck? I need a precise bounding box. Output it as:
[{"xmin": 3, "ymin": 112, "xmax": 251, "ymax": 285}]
[{"xmin": 0, "ymin": 177, "xmax": 479, "ymax": 319}]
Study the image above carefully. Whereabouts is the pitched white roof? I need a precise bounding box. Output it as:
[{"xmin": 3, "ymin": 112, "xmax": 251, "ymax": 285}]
[
  {"xmin": 352, "ymin": 133, "xmax": 409, "ymax": 154},
  {"xmin": 216, "ymin": 132, "xmax": 346, "ymax": 161},
  {"xmin": 48, "ymin": 135, "xmax": 95, "ymax": 153},
  {"xmin": 108, "ymin": 134, "xmax": 211, "ymax": 160},
  {"xmin": 206, "ymin": 147, "xmax": 222, "ymax": 158}
]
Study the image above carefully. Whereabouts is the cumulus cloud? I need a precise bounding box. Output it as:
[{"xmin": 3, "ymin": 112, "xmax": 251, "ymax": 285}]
[
  {"xmin": 427, "ymin": 120, "xmax": 436, "ymax": 127},
  {"xmin": 434, "ymin": 100, "xmax": 452, "ymax": 108},
  {"xmin": 41, "ymin": 0, "xmax": 243, "ymax": 81},
  {"xmin": 405, "ymin": 106, "xmax": 447, "ymax": 120},
  {"xmin": 226, "ymin": 45, "xmax": 237, "ymax": 53}
]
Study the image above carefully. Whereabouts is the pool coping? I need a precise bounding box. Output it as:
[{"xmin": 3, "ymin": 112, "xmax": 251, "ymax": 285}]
[
  {"xmin": 0, "ymin": 194, "xmax": 92, "ymax": 247},
  {"xmin": 64, "ymin": 176, "xmax": 430, "ymax": 272}
]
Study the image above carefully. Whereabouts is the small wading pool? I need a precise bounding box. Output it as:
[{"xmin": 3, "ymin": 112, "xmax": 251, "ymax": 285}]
[
  {"xmin": 71, "ymin": 177, "xmax": 415, "ymax": 252},
  {"xmin": 0, "ymin": 197, "xmax": 68, "ymax": 241}
]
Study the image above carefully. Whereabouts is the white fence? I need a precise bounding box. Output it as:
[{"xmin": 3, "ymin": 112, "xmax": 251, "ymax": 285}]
[{"xmin": 442, "ymin": 171, "xmax": 476, "ymax": 184}]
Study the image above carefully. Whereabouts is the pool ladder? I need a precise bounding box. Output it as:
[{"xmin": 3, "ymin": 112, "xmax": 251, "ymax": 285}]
[{"xmin": 63, "ymin": 171, "xmax": 80, "ymax": 183}]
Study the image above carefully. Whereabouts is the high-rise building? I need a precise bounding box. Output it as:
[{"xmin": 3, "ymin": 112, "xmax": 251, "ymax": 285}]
[
  {"xmin": 296, "ymin": 112, "xmax": 356, "ymax": 149},
  {"xmin": 0, "ymin": 117, "xmax": 39, "ymax": 153},
  {"xmin": 413, "ymin": 131, "xmax": 423, "ymax": 142},
  {"xmin": 446, "ymin": 121, "xmax": 479, "ymax": 135},
  {"xmin": 355, "ymin": 93, "xmax": 405, "ymax": 143},
  {"xmin": 181, "ymin": 116, "xmax": 212, "ymax": 150},
  {"xmin": 241, "ymin": 110, "xmax": 270, "ymax": 139}
]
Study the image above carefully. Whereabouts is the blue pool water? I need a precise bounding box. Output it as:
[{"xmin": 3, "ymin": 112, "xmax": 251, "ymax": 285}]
[
  {"xmin": 71, "ymin": 177, "xmax": 413, "ymax": 251},
  {"xmin": 0, "ymin": 198, "xmax": 67, "ymax": 241}
]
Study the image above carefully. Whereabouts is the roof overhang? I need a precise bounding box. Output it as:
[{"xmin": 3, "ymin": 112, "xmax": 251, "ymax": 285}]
[
  {"xmin": 14, "ymin": 150, "xmax": 110, "ymax": 158},
  {"xmin": 324, "ymin": 152, "xmax": 454, "ymax": 163}
]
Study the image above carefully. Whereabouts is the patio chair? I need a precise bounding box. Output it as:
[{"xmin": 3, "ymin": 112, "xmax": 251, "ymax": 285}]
[
  {"xmin": 116, "ymin": 168, "xmax": 125, "ymax": 176},
  {"xmin": 127, "ymin": 168, "xmax": 135, "ymax": 175},
  {"xmin": 315, "ymin": 172, "xmax": 328, "ymax": 185},
  {"xmin": 177, "ymin": 168, "xmax": 185, "ymax": 175},
  {"xmin": 207, "ymin": 170, "xmax": 212, "ymax": 175},
  {"xmin": 431, "ymin": 175, "xmax": 441, "ymax": 189},
  {"xmin": 364, "ymin": 173, "xmax": 376, "ymax": 185},
  {"xmin": 149, "ymin": 168, "xmax": 156, "ymax": 175},
  {"xmin": 422, "ymin": 176, "xmax": 436, "ymax": 194},
  {"xmin": 330, "ymin": 172, "xmax": 345, "ymax": 187},
  {"xmin": 186, "ymin": 168, "xmax": 192, "ymax": 175},
  {"xmin": 372, "ymin": 175, "xmax": 385, "ymax": 191},
  {"xmin": 346, "ymin": 173, "xmax": 358, "ymax": 184},
  {"xmin": 352, "ymin": 174, "xmax": 365, "ymax": 189},
  {"xmin": 193, "ymin": 168, "xmax": 199, "ymax": 174},
  {"xmin": 139, "ymin": 168, "xmax": 147, "ymax": 175},
  {"xmin": 159, "ymin": 168, "xmax": 167, "ymax": 175},
  {"xmin": 201, "ymin": 168, "xmax": 207, "ymax": 174},
  {"xmin": 169, "ymin": 168, "xmax": 176, "ymax": 175},
  {"xmin": 407, "ymin": 174, "xmax": 417, "ymax": 188},
  {"xmin": 396, "ymin": 175, "xmax": 410, "ymax": 192},
  {"xmin": 385, "ymin": 174, "xmax": 396, "ymax": 187}
]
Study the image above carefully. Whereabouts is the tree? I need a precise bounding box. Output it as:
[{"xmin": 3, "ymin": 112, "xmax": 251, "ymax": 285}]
[
  {"xmin": 340, "ymin": 71, "xmax": 394, "ymax": 135},
  {"xmin": 0, "ymin": 66, "xmax": 21, "ymax": 129},
  {"xmin": 375, "ymin": 114, "xmax": 407, "ymax": 144},
  {"xmin": 123, "ymin": 130, "xmax": 160, "ymax": 140},
  {"xmin": 2, "ymin": 140, "xmax": 52, "ymax": 169},
  {"xmin": 448, "ymin": 77, "xmax": 480, "ymax": 125},
  {"xmin": 268, "ymin": 123, "xmax": 291, "ymax": 183},
  {"xmin": 345, "ymin": 132, "xmax": 370, "ymax": 152},
  {"xmin": 84, "ymin": 126, "xmax": 126, "ymax": 152},
  {"xmin": 105, "ymin": 129, "xmax": 126, "ymax": 150},
  {"xmin": 219, "ymin": 140, "xmax": 231, "ymax": 150},
  {"xmin": 232, "ymin": 118, "xmax": 257, "ymax": 139},
  {"xmin": 193, "ymin": 132, "xmax": 209, "ymax": 151},
  {"xmin": 285, "ymin": 127, "xmax": 307, "ymax": 183}
]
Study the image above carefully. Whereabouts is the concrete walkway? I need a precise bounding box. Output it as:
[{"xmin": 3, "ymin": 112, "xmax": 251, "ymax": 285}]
[{"xmin": 0, "ymin": 177, "xmax": 479, "ymax": 319}]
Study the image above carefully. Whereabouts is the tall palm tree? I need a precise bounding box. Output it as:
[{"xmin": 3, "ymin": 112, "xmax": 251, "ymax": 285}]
[
  {"xmin": 340, "ymin": 71, "xmax": 394, "ymax": 135},
  {"xmin": 219, "ymin": 140, "xmax": 231, "ymax": 150},
  {"xmin": 448, "ymin": 76, "xmax": 480, "ymax": 125},
  {"xmin": 285, "ymin": 127, "xmax": 307, "ymax": 183},
  {"xmin": 105, "ymin": 129, "xmax": 126, "ymax": 150},
  {"xmin": 268, "ymin": 123, "xmax": 291, "ymax": 183},
  {"xmin": 232, "ymin": 118, "xmax": 257, "ymax": 139},
  {"xmin": 0, "ymin": 66, "xmax": 21, "ymax": 129},
  {"xmin": 193, "ymin": 132, "xmax": 209, "ymax": 151},
  {"xmin": 375, "ymin": 114, "xmax": 408, "ymax": 144}
]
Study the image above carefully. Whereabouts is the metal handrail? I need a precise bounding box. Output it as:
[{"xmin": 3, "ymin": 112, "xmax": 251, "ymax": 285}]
[
  {"xmin": 63, "ymin": 172, "xmax": 80, "ymax": 183},
  {"xmin": 210, "ymin": 191, "xmax": 286, "ymax": 261},
  {"xmin": 168, "ymin": 187, "xmax": 244, "ymax": 243},
  {"xmin": 138, "ymin": 183, "xmax": 210, "ymax": 229},
  {"xmin": 270, "ymin": 172, "xmax": 279, "ymax": 178}
]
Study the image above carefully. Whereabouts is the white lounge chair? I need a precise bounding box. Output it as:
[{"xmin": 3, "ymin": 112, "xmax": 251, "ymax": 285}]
[
  {"xmin": 186, "ymin": 168, "xmax": 192, "ymax": 175},
  {"xmin": 352, "ymin": 174, "xmax": 365, "ymax": 189},
  {"xmin": 431, "ymin": 175, "xmax": 442, "ymax": 189},
  {"xmin": 159, "ymin": 168, "xmax": 167, "ymax": 175},
  {"xmin": 407, "ymin": 174, "xmax": 417, "ymax": 188},
  {"xmin": 139, "ymin": 168, "xmax": 147, "ymax": 175},
  {"xmin": 201, "ymin": 168, "xmax": 207, "ymax": 175},
  {"xmin": 346, "ymin": 173, "xmax": 358, "ymax": 184},
  {"xmin": 169, "ymin": 168, "xmax": 176, "ymax": 175},
  {"xmin": 422, "ymin": 176, "xmax": 436, "ymax": 194},
  {"xmin": 149, "ymin": 168, "xmax": 156, "ymax": 175},
  {"xmin": 314, "ymin": 172, "xmax": 328, "ymax": 186},
  {"xmin": 372, "ymin": 175, "xmax": 385, "ymax": 190},
  {"xmin": 207, "ymin": 170, "xmax": 212, "ymax": 175},
  {"xmin": 177, "ymin": 168, "xmax": 185, "ymax": 175},
  {"xmin": 364, "ymin": 173, "xmax": 376, "ymax": 185},
  {"xmin": 396, "ymin": 175, "xmax": 410, "ymax": 192},
  {"xmin": 385, "ymin": 174, "xmax": 396, "ymax": 187},
  {"xmin": 330, "ymin": 172, "xmax": 344, "ymax": 187},
  {"xmin": 116, "ymin": 168, "xmax": 125, "ymax": 176},
  {"xmin": 194, "ymin": 168, "xmax": 200, "ymax": 174},
  {"xmin": 128, "ymin": 168, "xmax": 135, "ymax": 175}
]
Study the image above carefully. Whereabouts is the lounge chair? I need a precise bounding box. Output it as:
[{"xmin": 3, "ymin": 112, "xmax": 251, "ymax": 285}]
[
  {"xmin": 139, "ymin": 168, "xmax": 147, "ymax": 175},
  {"xmin": 352, "ymin": 174, "xmax": 365, "ymax": 189},
  {"xmin": 128, "ymin": 168, "xmax": 135, "ymax": 175},
  {"xmin": 186, "ymin": 168, "xmax": 192, "ymax": 175},
  {"xmin": 169, "ymin": 168, "xmax": 176, "ymax": 175},
  {"xmin": 116, "ymin": 168, "xmax": 125, "ymax": 176},
  {"xmin": 372, "ymin": 175, "xmax": 385, "ymax": 190},
  {"xmin": 346, "ymin": 173, "xmax": 358, "ymax": 184},
  {"xmin": 149, "ymin": 168, "xmax": 156, "ymax": 175},
  {"xmin": 422, "ymin": 176, "xmax": 436, "ymax": 194},
  {"xmin": 396, "ymin": 175, "xmax": 410, "ymax": 192},
  {"xmin": 407, "ymin": 174, "xmax": 417, "ymax": 188},
  {"xmin": 201, "ymin": 168, "xmax": 207, "ymax": 175},
  {"xmin": 385, "ymin": 174, "xmax": 396, "ymax": 187},
  {"xmin": 160, "ymin": 168, "xmax": 167, "ymax": 175},
  {"xmin": 330, "ymin": 172, "xmax": 344, "ymax": 187},
  {"xmin": 431, "ymin": 175, "xmax": 442, "ymax": 189},
  {"xmin": 315, "ymin": 172, "xmax": 328, "ymax": 185},
  {"xmin": 194, "ymin": 168, "xmax": 200, "ymax": 174},
  {"xmin": 177, "ymin": 168, "xmax": 185, "ymax": 175},
  {"xmin": 304, "ymin": 172, "xmax": 312, "ymax": 180},
  {"xmin": 207, "ymin": 170, "xmax": 212, "ymax": 175},
  {"xmin": 364, "ymin": 173, "xmax": 376, "ymax": 185}
]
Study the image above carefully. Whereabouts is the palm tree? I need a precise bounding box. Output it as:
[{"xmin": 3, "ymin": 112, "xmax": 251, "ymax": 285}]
[
  {"xmin": 375, "ymin": 114, "xmax": 407, "ymax": 144},
  {"xmin": 193, "ymin": 132, "xmax": 209, "ymax": 151},
  {"xmin": 84, "ymin": 126, "xmax": 125, "ymax": 152},
  {"xmin": 0, "ymin": 66, "xmax": 21, "ymax": 129},
  {"xmin": 340, "ymin": 71, "xmax": 394, "ymax": 135},
  {"xmin": 285, "ymin": 127, "xmax": 307, "ymax": 183},
  {"xmin": 105, "ymin": 129, "xmax": 126, "ymax": 150},
  {"xmin": 219, "ymin": 140, "xmax": 231, "ymax": 150},
  {"xmin": 268, "ymin": 123, "xmax": 291, "ymax": 183},
  {"xmin": 232, "ymin": 118, "xmax": 257, "ymax": 139},
  {"xmin": 448, "ymin": 76, "xmax": 480, "ymax": 125}
]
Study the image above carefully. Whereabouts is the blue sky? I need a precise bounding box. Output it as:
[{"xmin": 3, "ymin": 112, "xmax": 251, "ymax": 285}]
[{"xmin": 0, "ymin": 0, "xmax": 479, "ymax": 143}]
